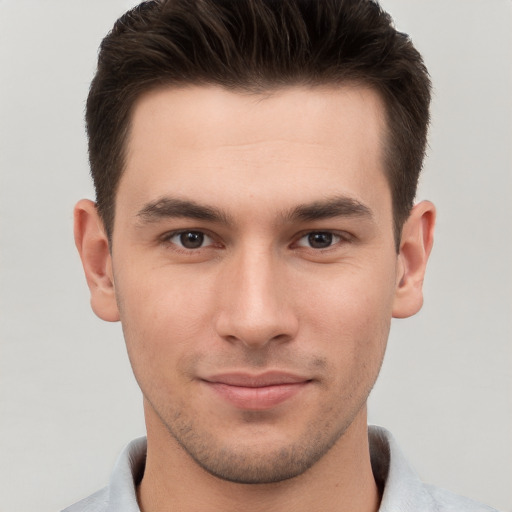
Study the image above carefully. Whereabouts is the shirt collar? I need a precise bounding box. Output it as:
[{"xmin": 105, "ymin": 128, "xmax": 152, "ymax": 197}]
[
  {"xmin": 369, "ymin": 425, "xmax": 438, "ymax": 511},
  {"xmin": 104, "ymin": 427, "xmax": 441, "ymax": 512}
]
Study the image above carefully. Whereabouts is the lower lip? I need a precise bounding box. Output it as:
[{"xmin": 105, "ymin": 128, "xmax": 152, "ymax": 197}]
[{"xmin": 205, "ymin": 381, "xmax": 309, "ymax": 410}]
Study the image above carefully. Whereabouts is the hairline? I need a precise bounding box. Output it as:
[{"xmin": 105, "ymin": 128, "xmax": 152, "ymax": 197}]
[{"xmin": 103, "ymin": 79, "xmax": 406, "ymax": 252}]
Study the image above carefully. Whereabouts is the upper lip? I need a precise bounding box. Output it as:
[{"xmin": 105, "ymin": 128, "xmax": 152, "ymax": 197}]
[{"xmin": 203, "ymin": 371, "xmax": 311, "ymax": 388}]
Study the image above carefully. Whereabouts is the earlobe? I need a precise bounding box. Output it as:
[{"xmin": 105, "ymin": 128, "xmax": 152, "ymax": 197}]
[
  {"xmin": 74, "ymin": 199, "xmax": 120, "ymax": 322},
  {"xmin": 392, "ymin": 200, "xmax": 436, "ymax": 319}
]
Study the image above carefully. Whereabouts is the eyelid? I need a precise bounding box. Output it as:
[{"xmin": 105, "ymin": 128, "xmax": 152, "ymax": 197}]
[
  {"xmin": 292, "ymin": 230, "xmax": 353, "ymax": 249},
  {"xmin": 160, "ymin": 229, "xmax": 218, "ymax": 249},
  {"xmin": 158, "ymin": 227, "xmax": 352, "ymax": 252}
]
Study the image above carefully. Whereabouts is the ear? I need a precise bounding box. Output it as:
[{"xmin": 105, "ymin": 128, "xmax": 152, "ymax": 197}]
[
  {"xmin": 74, "ymin": 199, "xmax": 120, "ymax": 322},
  {"xmin": 392, "ymin": 200, "xmax": 436, "ymax": 319}
]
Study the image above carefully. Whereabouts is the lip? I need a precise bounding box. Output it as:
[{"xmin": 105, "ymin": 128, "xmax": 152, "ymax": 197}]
[{"xmin": 202, "ymin": 372, "xmax": 312, "ymax": 410}]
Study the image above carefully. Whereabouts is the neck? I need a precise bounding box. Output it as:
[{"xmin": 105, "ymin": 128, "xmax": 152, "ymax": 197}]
[{"xmin": 137, "ymin": 405, "xmax": 380, "ymax": 512}]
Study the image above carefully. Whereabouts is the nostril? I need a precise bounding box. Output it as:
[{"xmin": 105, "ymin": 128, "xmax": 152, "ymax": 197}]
[{"xmin": 222, "ymin": 331, "xmax": 293, "ymax": 349}]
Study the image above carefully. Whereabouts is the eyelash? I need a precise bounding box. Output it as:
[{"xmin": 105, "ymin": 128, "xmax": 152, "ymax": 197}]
[
  {"xmin": 293, "ymin": 231, "xmax": 351, "ymax": 250},
  {"xmin": 160, "ymin": 230, "xmax": 219, "ymax": 252},
  {"xmin": 160, "ymin": 229, "xmax": 352, "ymax": 252}
]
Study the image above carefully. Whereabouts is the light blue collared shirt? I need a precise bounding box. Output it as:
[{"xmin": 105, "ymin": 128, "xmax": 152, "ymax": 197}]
[{"xmin": 62, "ymin": 426, "xmax": 499, "ymax": 512}]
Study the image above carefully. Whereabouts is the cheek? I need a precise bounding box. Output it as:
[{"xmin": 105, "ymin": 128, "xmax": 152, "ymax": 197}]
[
  {"xmin": 114, "ymin": 269, "xmax": 216, "ymax": 381},
  {"xmin": 300, "ymin": 261, "xmax": 395, "ymax": 327},
  {"xmin": 118, "ymin": 264, "xmax": 215, "ymax": 332},
  {"xmin": 298, "ymin": 266, "xmax": 394, "ymax": 378}
]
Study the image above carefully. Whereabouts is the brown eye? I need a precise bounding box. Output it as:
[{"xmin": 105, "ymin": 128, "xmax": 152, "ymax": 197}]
[
  {"xmin": 296, "ymin": 232, "xmax": 342, "ymax": 249},
  {"xmin": 169, "ymin": 231, "xmax": 212, "ymax": 249},
  {"xmin": 180, "ymin": 232, "xmax": 204, "ymax": 248},
  {"xmin": 308, "ymin": 232, "xmax": 333, "ymax": 248}
]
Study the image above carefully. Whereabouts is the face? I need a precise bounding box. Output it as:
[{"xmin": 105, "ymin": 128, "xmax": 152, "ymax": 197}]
[{"xmin": 102, "ymin": 85, "xmax": 406, "ymax": 483}]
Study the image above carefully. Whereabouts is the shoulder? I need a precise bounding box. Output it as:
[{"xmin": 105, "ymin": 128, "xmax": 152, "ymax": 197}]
[
  {"xmin": 61, "ymin": 487, "xmax": 109, "ymax": 512},
  {"xmin": 368, "ymin": 426, "xmax": 500, "ymax": 512},
  {"xmin": 424, "ymin": 484, "xmax": 500, "ymax": 512},
  {"xmin": 62, "ymin": 437, "xmax": 146, "ymax": 512}
]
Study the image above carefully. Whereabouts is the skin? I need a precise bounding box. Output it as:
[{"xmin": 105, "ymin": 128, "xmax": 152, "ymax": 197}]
[{"xmin": 75, "ymin": 85, "xmax": 435, "ymax": 512}]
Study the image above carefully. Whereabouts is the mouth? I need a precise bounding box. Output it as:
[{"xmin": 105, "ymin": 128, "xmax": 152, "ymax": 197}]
[{"xmin": 202, "ymin": 371, "xmax": 312, "ymax": 410}]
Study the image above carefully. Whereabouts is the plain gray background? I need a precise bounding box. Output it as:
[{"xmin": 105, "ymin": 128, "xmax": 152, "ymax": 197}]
[{"xmin": 0, "ymin": 1, "xmax": 511, "ymax": 511}]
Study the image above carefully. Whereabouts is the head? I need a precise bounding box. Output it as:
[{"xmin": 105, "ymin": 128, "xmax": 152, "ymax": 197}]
[
  {"xmin": 75, "ymin": 0, "xmax": 435, "ymax": 488},
  {"xmin": 87, "ymin": 0, "xmax": 431, "ymax": 248}
]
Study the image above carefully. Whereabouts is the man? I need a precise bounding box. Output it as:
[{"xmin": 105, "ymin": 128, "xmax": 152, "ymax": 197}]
[{"xmin": 67, "ymin": 0, "xmax": 497, "ymax": 511}]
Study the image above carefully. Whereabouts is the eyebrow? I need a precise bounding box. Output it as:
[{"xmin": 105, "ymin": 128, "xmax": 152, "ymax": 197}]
[
  {"xmin": 136, "ymin": 195, "xmax": 373, "ymax": 226},
  {"xmin": 136, "ymin": 197, "xmax": 232, "ymax": 225},
  {"xmin": 283, "ymin": 196, "xmax": 373, "ymax": 222}
]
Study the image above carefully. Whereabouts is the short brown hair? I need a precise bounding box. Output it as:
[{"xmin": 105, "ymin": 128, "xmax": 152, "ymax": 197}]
[{"xmin": 86, "ymin": 0, "xmax": 431, "ymax": 245}]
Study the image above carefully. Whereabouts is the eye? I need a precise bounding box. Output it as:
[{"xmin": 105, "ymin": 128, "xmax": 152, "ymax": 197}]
[
  {"xmin": 295, "ymin": 231, "xmax": 342, "ymax": 249},
  {"xmin": 167, "ymin": 230, "xmax": 214, "ymax": 249}
]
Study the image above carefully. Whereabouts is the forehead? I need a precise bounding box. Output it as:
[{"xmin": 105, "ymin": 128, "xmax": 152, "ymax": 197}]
[
  {"xmin": 119, "ymin": 84, "xmax": 390, "ymax": 219},
  {"xmin": 127, "ymin": 83, "xmax": 386, "ymax": 153}
]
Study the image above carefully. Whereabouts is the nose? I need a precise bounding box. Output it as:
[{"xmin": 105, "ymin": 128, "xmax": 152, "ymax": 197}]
[{"xmin": 214, "ymin": 246, "xmax": 299, "ymax": 349}]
